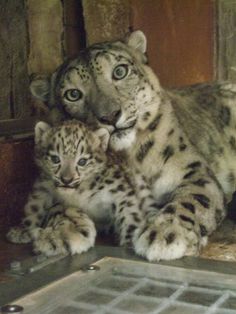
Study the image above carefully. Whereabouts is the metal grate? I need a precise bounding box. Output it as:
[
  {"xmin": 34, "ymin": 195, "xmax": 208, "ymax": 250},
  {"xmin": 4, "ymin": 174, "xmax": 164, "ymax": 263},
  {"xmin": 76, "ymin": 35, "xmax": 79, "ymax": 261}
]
[{"xmin": 12, "ymin": 258, "xmax": 236, "ymax": 314}]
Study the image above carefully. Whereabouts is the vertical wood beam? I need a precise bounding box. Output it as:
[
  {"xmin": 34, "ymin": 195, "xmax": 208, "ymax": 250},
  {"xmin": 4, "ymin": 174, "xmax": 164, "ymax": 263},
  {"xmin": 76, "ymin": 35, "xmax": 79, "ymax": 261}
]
[
  {"xmin": 82, "ymin": 0, "xmax": 131, "ymax": 45},
  {"xmin": 217, "ymin": 0, "xmax": 236, "ymax": 81},
  {"xmin": 0, "ymin": 1, "xmax": 29, "ymax": 119},
  {"xmin": 27, "ymin": 0, "xmax": 64, "ymax": 75}
]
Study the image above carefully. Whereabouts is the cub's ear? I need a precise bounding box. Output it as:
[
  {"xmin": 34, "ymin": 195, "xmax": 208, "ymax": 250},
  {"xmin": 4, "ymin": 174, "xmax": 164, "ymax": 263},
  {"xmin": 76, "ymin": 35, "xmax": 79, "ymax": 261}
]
[
  {"xmin": 30, "ymin": 74, "xmax": 51, "ymax": 102},
  {"xmin": 125, "ymin": 30, "xmax": 147, "ymax": 54},
  {"xmin": 94, "ymin": 128, "xmax": 110, "ymax": 151},
  {"xmin": 35, "ymin": 121, "xmax": 51, "ymax": 144}
]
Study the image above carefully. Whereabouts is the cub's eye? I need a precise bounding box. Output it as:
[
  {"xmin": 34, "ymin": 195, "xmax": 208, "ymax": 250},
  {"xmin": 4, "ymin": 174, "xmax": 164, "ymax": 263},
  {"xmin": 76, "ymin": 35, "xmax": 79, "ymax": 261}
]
[
  {"xmin": 112, "ymin": 64, "xmax": 129, "ymax": 80},
  {"xmin": 64, "ymin": 89, "xmax": 83, "ymax": 102},
  {"xmin": 49, "ymin": 154, "xmax": 60, "ymax": 164},
  {"xmin": 78, "ymin": 158, "xmax": 87, "ymax": 166}
]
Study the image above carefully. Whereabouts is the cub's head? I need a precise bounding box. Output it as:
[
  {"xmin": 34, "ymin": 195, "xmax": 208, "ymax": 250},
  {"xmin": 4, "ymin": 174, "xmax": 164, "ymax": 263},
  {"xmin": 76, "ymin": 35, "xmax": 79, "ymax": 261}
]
[
  {"xmin": 31, "ymin": 31, "xmax": 160, "ymax": 151},
  {"xmin": 35, "ymin": 120, "xmax": 109, "ymax": 189}
]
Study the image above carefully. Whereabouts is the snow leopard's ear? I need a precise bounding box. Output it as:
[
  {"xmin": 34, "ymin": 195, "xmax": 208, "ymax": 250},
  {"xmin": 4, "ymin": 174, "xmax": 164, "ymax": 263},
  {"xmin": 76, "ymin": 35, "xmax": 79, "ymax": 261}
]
[
  {"xmin": 35, "ymin": 121, "xmax": 51, "ymax": 144},
  {"xmin": 125, "ymin": 30, "xmax": 147, "ymax": 54},
  {"xmin": 30, "ymin": 75, "xmax": 51, "ymax": 102},
  {"xmin": 94, "ymin": 128, "xmax": 110, "ymax": 151},
  {"xmin": 30, "ymin": 72, "xmax": 57, "ymax": 106}
]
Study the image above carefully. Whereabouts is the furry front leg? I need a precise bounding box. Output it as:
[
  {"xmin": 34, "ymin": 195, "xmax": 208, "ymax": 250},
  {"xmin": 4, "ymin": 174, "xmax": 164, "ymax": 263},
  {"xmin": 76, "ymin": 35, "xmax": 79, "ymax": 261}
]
[
  {"xmin": 134, "ymin": 180, "xmax": 226, "ymax": 261},
  {"xmin": 6, "ymin": 226, "xmax": 31, "ymax": 244},
  {"xmin": 32, "ymin": 208, "xmax": 96, "ymax": 256},
  {"xmin": 134, "ymin": 213, "xmax": 200, "ymax": 261}
]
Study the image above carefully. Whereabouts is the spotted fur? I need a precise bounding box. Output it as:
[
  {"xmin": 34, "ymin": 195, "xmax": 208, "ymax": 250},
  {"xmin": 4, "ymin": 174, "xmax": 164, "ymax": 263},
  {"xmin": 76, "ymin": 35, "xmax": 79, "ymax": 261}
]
[
  {"xmin": 7, "ymin": 121, "xmax": 159, "ymax": 256},
  {"xmin": 28, "ymin": 31, "xmax": 233, "ymax": 261}
]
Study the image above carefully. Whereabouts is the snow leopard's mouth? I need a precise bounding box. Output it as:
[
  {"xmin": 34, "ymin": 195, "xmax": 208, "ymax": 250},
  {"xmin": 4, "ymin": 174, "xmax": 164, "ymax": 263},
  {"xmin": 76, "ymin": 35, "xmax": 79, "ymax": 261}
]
[
  {"xmin": 55, "ymin": 183, "xmax": 80, "ymax": 189},
  {"xmin": 112, "ymin": 119, "xmax": 137, "ymax": 136}
]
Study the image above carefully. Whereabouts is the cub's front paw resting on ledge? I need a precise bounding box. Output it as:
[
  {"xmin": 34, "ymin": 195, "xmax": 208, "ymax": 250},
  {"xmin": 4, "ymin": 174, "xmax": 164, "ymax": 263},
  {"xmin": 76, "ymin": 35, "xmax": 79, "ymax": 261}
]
[
  {"xmin": 134, "ymin": 214, "xmax": 201, "ymax": 261},
  {"xmin": 31, "ymin": 209, "xmax": 96, "ymax": 257},
  {"xmin": 6, "ymin": 226, "xmax": 31, "ymax": 244}
]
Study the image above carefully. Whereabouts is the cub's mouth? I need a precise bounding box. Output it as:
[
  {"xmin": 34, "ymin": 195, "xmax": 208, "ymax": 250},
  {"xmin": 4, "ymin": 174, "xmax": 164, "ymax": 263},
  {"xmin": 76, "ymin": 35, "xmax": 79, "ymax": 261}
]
[{"xmin": 55, "ymin": 183, "xmax": 80, "ymax": 189}]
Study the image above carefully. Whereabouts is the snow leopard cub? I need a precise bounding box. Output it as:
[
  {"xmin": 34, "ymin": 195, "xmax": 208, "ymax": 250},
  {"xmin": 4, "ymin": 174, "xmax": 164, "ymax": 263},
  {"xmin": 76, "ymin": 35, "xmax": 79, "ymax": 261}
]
[{"xmin": 7, "ymin": 120, "xmax": 157, "ymax": 256}]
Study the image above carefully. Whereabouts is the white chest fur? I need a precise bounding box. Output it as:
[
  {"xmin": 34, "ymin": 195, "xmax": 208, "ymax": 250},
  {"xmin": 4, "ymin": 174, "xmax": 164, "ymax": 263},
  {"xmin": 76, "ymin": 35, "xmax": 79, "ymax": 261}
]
[{"xmin": 56, "ymin": 188, "xmax": 114, "ymax": 228}]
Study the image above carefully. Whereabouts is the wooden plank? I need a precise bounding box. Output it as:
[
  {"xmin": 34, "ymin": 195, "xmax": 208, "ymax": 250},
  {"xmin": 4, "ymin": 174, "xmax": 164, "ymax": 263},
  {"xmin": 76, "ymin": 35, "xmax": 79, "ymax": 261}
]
[
  {"xmin": 217, "ymin": 0, "xmax": 236, "ymax": 81},
  {"xmin": 0, "ymin": 139, "xmax": 36, "ymax": 230},
  {"xmin": 130, "ymin": 0, "xmax": 215, "ymax": 87},
  {"xmin": 0, "ymin": 1, "xmax": 11, "ymax": 120},
  {"xmin": 63, "ymin": 0, "xmax": 86, "ymax": 58},
  {"xmin": 0, "ymin": 0, "xmax": 29, "ymax": 119},
  {"xmin": 0, "ymin": 118, "xmax": 36, "ymax": 139},
  {"xmin": 82, "ymin": 0, "xmax": 130, "ymax": 45},
  {"xmin": 27, "ymin": 0, "xmax": 64, "ymax": 75}
]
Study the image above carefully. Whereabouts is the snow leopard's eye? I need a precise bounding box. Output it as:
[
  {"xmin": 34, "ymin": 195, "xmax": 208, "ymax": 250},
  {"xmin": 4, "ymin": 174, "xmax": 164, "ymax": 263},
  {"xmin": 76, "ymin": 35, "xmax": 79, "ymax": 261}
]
[
  {"xmin": 49, "ymin": 154, "xmax": 60, "ymax": 164},
  {"xmin": 64, "ymin": 89, "xmax": 83, "ymax": 102},
  {"xmin": 112, "ymin": 64, "xmax": 129, "ymax": 80},
  {"xmin": 77, "ymin": 158, "xmax": 87, "ymax": 166}
]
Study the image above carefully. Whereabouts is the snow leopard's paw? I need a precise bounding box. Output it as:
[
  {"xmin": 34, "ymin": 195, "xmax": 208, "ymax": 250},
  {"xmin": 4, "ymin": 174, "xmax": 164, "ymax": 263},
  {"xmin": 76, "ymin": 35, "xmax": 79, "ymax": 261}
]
[
  {"xmin": 6, "ymin": 226, "xmax": 31, "ymax": 244},
  {"xmin": 134, "ymin": 213, "xmax": 201, "ymax": 261},
  {"xmin": 32, "ymin": 208, "xmax": 96, "ymax": 256}
]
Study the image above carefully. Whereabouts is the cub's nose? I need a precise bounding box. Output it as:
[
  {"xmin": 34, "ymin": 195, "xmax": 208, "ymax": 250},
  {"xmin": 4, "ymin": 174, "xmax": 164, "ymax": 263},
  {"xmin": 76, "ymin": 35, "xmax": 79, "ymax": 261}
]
[
  {"xmin": 60, "ymin": 176, "xmax": 73, "ymax": 186},
  {"xmin": 99, "ymin": 110, "xmax": 121, "ymax": 126}
]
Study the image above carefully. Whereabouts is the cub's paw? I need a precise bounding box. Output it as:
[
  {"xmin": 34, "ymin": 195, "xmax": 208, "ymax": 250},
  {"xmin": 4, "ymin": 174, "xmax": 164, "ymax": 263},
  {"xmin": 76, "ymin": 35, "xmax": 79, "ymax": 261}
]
[
  {"xmin": 32, "ymin": 217, "xmax": 96, "ymax": 257},
  {"xmin": 32, "ymin": 227, "xmax": 68, "ymax": 256},
  {"xmin": 134, "ymin": 214, "xmax": 200, "ymax": 261},
  {"xmin": 6, "ymin": 226, "xmax": 31, "ymax": 244}
]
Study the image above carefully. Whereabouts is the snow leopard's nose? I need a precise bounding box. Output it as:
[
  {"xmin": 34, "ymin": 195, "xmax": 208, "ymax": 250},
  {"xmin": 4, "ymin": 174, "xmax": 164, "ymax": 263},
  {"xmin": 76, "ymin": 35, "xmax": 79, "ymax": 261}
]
[
  {"xmin": 99, "ymin": 110, "xmax": 121, "ymax": 126},
  {"xmin": 60, "ymin": 175, "xmax": 74, "ymax": 186}
]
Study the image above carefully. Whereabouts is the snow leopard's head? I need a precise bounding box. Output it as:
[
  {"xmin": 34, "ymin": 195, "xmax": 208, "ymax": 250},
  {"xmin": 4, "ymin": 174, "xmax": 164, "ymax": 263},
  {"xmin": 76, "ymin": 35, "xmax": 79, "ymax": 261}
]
[{"xmin": 31, "ymin": 31, "xmax": 161, "ymax": 151}]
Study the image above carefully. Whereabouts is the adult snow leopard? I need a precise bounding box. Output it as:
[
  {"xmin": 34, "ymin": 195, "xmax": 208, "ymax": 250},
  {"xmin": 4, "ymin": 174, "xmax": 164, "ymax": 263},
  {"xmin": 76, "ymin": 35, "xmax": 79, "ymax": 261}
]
[{"xmin": 28, "ymin": 30, "xmax": 236, "ymax": 261}]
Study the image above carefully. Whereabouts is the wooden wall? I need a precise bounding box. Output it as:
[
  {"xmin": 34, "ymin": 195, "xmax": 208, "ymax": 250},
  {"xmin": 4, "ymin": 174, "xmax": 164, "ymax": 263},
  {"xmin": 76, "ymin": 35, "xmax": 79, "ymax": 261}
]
[
  {"xmin": 0, "ymin": 140, "xmax": 36, "ymax": 231},
  {"xmin": 217, "ymin": 0, "xmax": 236, "ymax": 82},
  {"xmin": 0, "ymin": 0, "xmax": 84, "ymax": 230},
  {"xmin": 0, "ymin": 1, "xmax": 30, "ymax": 120},
  {"xmin": 130, "ymin": 0, "xmax": 215, "ymax": 87}
]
